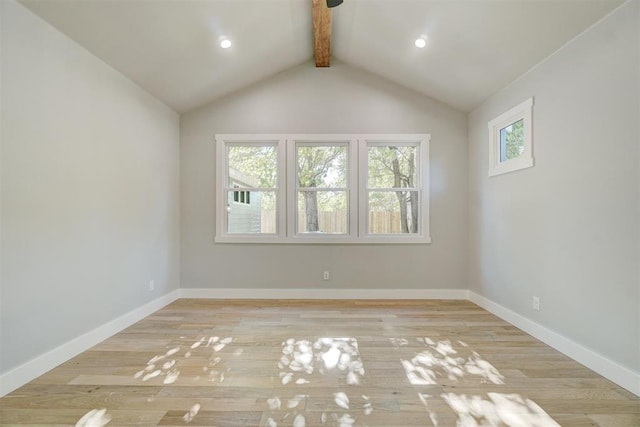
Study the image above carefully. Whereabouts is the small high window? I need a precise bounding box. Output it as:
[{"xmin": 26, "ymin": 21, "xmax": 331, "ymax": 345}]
[{"xmin": 488, "ymin": 97, "xmax": 534, "ymax": 177}]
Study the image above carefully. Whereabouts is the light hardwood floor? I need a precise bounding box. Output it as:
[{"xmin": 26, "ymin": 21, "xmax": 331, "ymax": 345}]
[{"xmin": 0, "ymin": 299, "xmax": 638, "ymax": 426}]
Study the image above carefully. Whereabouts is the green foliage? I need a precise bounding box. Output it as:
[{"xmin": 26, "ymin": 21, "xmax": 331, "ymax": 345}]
[
  {"xmin": 368, "ymin": 146, "xmax": 419, "ymax": 233},
  {"xmin": 298, "ymin": 146, "xmax": 347, "ymax": 214},
  {"xmin": 297, "ymin": 146, "xmax": 346, "ymax": 188},
  {"xmin": 504, "ymin": 119, "xmax": 524, "ymax": 161},
  {"xmin": 368, "ymin": 146, "xmax": 408, "ymax": 210},
  {"xmin": 227, "ymin": 145, "xmax": 278, "ymax": 210},
  {"xmin": 227, "ymin": 142, "xmax": 420, "ymax": 233},
  {"xmin": 227, "ymin": 145, "xmax": 278, "ymax": 188},
  {"xmin": 368, "ymin": 146, "xmax": 416, "ymax": 189}
]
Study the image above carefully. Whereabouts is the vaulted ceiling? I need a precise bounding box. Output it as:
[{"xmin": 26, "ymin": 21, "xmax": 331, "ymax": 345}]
[{"xmin": 20, "ymin": 0, "xmax": 623, "ymax": 113}]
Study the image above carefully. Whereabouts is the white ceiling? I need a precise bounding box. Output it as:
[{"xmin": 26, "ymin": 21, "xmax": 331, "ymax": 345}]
[{"xmin": 20, "ymin": 0, "xmax": 623, "ymax": 113}]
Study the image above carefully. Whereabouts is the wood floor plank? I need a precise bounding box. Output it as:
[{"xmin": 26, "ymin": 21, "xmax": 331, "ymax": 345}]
[{"xmin": 1, "ymin": 299, "xmax": 638, "ymax": 426}]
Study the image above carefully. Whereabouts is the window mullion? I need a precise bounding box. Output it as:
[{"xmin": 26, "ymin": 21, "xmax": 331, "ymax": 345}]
[
  {"xmin": 421, "ymin": 135, "xmax": 431, "ymax": 241},
  {"xmin": 286, "ymin": 138, "xmax": 296, "ymax": 238},
  {"xmin": 297, "ymin": 187, "xmax": 349, "ymax": 192},
  {"xmin": 274, "ymin": 138, "xmax": 287, "ymax": 238},
  {"xmin": 226, "ymin": 189, "xmax": 274, "ymax": 194},
  {"xmin": 367, "ymin": 187, "xmax": 419, "ymax": 191},
  {"xmin": 348, "ymin": 138, "xmax": 359, "ymax": 239},
  {"xmin": 215, "ymin": 136, "xmax": 227, "ymax": 240},
  {"xmin": 357, "ymin": 139, "xmax": 368, "ymax": 238}
]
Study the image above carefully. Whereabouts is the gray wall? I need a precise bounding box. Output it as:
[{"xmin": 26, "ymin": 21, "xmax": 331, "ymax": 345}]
[
  {"xmin": 181, "ymin": 62, "xmax": 468, "ymax": 290},
  {"xmin": 468, "ymin": 1, "xmax": 639, "ymax": 373},
  {"xmin": 0, "ymin": 0, "xmax": 180, "ymax": 374}
]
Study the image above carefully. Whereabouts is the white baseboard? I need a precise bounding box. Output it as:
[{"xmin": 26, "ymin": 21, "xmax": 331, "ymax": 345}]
[
  {"xmin": 0, "ymin": 290, "xmax": 180, "ymax": 397},
  {"xmin": 468, "ymin": 291, "xmax": 640, "ymax": 397},
  {"xmin": 179, "ymin": 287, "xmax": 470, "ymax": 300}
]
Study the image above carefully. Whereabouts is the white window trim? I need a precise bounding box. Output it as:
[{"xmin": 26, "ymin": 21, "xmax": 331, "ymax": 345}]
[
  {"xmin": 286, "ymin": 135, "xmax": 359, "ymax": 243},
  {"xmin": 488, "ymin": 97, "xmax": 534, "ymax": 177},
  {"xmin": 215, "ymin": 135, "xmax": 287, "ymax": 243},
  {"xmin": 215, "ymin": 133, "xmax": 431, "ymax": 244},
  {"xmin": 358, "ymin": 135, "xmax": 430, "ymax": 244}
]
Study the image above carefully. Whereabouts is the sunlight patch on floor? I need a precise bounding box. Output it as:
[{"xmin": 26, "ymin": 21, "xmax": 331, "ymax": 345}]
[
  {"xmin": 266, "ymin": 337, "xmax": 371, "ymax": 427},
  {"xmin": 128, "ymin": 335, "xmax": 239, "ymax": 424},
  {"xmin": 419, "ymin": 392, "xmax": 561, "ymax": 427},
  {"xmin": 393, "ymin": 337, "xmax": 561, "ymax": 427},
  {"xmin": 182, "ymin": 403, "xmax": 201, "ymax": 423},
  {"xmin": 397, "ymin": 338, "xmax": 504, "ymax": 385},
  {"xmin": 75, "ymin": 408, "xmax": 111, "ymax": 427},
  {"xmin": 133, "ymin": 335, "xmax": 236, "ymax": 387},
  {"xmin": 72, "ymin": 334, "xmax": 568, "ymax": 426}
]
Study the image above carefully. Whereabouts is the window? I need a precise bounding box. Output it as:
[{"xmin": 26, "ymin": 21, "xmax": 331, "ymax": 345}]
[
  {"xmin": 216, "ymin": 136, "xmax": 286, "ymax": 241},
  {"xmin": 289, "ymin": 140, "xmax": 354, "ymax": 237},
  {"xmin": 232, "ymin": 184, "xmax": 251, "ymax": 205},
  {"xmin": 488, "ymin": 97, "xmax": 534, "ymax": 177},
  {"xmin": 216, "ymin": 134, "xmax": 430, "ymax": 244},
  {"xmin": 364, "ymin": 141, "xmax": 423, "ymax": 236}
]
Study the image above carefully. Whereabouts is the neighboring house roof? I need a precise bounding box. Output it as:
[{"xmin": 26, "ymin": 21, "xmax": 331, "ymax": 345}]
[
  {"xmin": 19, "ymin": 0, "xmax": 624, "ymax": 113},
  {"xmin": 229, "ymin": 168, "xmax": 260, "ymax": 189}
]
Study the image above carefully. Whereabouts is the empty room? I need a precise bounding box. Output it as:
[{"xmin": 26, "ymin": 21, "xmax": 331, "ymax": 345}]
[{"xmin": 0, "ymin": 0, "xmax": 639, "ymax": 425}]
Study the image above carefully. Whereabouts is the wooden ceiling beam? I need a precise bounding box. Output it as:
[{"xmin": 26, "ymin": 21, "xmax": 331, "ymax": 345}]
[{"xmin": 312, "ymin": 0, "xmax": 331, "ymax": 67}]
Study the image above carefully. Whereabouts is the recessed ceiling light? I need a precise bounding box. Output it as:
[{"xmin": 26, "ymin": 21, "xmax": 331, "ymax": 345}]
[
  {"xmin": 220, "ymin": 39, "xmax": 232, "ymax": 49},
  {"xmin": 415, "ymin": 37, "xmax": 427, "ymax": 48}
]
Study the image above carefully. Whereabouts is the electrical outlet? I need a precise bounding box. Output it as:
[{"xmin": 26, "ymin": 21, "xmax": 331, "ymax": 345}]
[
  {"xmin": 149, "ymin": 280, "xmax": 155, "ymax": 292},
  {"xmin": 532, "ymin": 296, "xmax": 540, "ymax": 311},
  {"xmin": 323, "ymin": 271, "xmax": 330, "ymax": 281}
]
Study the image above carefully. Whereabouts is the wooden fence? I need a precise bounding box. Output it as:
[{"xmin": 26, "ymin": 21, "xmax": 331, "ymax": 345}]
[{"xmin": 261, "ymin": 210, "xmax": 405, "ymax": 234}]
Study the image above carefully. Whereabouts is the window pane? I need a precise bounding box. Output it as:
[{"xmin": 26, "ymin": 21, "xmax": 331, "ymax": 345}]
[
  {"xmin": 368, "ymin": 145, "xmax": 418, "ymax": 188},
  {"xmin": 499, "ymin": 119, "xmax": 524, "ymax": 162},
  {"xmin": 297, "ymin": 145, "xmax": 347, "ymax": 188},
  {"xmin": 297, "ymin": 191, "xmax": 347, "ymax": 234},
  {"xmin": 368, "ymin": 191, "xmax": 419, "ymax": 234},
  {"xmin": 227, "ymin": 191, "xmax": 276, "ymax": 234},
  {"xmin": 227, "ymin": 145, "xmax": 277, "ymax": 188}
]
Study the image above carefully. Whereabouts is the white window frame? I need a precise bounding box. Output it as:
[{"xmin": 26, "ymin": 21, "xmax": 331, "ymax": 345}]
[
  {"xmin": 215, "ymin": 135, "xmax": 287, "ymax": 243},
  {"xmin": 488, "ymin": 97, "xmax": 534, "ymax": 177},
  {"xmin": 215, "ymin": 134, "xmax": 430, "ymax": 244},
  {"xmin": 287, "ymin": 135, "xmax": 359, "ymax": 243},
  {"xmin": 358, "ymin": 135, "xmax": 431, "ymax": 244}
]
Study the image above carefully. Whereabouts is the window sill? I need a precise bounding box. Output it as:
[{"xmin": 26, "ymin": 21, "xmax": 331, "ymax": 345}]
[
  {"xmin": 488, "ymin": 156, "xmax": 534, "ymax": 177},
  {"xmin": 214, "ymin": 235, "xmax": 432, "ymax": 245}
]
